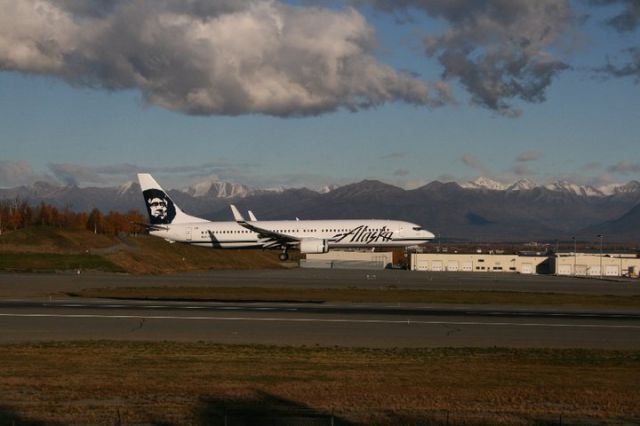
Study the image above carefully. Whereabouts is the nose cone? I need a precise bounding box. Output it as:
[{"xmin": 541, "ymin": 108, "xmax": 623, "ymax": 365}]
[{"xmin": 424, "ymin": 230, "xmax": 435, "ymax": 239}]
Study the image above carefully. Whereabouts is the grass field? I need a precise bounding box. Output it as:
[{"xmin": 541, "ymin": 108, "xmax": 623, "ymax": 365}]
[
  {"xmin": 70, "ymin": 286, "xmax": 640, "ymax": 308},
  {"xmin": 0, "ymin": 342, "xmax": 638, "ymax": 425},
  {"xmin": 0, "ymin": 252, "xmax": 126, "ymax": 273}
]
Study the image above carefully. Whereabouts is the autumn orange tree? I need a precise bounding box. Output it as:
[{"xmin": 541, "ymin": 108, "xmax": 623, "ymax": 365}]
[{"xmin": 0, "ymin": 199, "xmax": 145, "ymax": 236}]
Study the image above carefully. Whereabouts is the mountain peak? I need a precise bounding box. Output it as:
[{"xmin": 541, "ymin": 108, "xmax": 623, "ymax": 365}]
[
  {"xmin": 606, "ymin": 180, "xmax": 640, "ymax": 195},
  {"xmin": 506, "ymin": 179, "xmax": 537, "ymax": 191},
  {"xmin": 319, "ymin": 184, "xmax": 338, "ymax": 194},
  {"xmin": 461, "ymin": 177, "xmax": 507, "ymax": 191},
  {"xmin": 347, "ymin": 179, "xmax": 403, "ymax": 191},
  {"xmin": 117, "ymin": 181, "xmax": 138, "ymax": 195},
  {"xmin": 544, "ymin": 180, "xmax": 603, "ymax": 197}
]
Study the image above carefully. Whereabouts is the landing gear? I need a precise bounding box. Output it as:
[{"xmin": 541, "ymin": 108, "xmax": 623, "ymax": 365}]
[{"xmin": 278, "ymin": 250, "xmax": 289, "ymax": 261}]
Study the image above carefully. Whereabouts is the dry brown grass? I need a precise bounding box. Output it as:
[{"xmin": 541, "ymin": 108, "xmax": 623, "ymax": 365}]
[
  {"xmin": 0, "ymin": 227, "xmax": 286, "ymax": 273},
  {"xmin": 0, "ymin": 227, "xmax": 117, "ymax": 254},
  {"xmin": 104, "ymin": 235, "xmax": 288, "ymax": 274},
  {"xmin": 0, "ymin": 342, "xmax": 638, "ymax": 425}
]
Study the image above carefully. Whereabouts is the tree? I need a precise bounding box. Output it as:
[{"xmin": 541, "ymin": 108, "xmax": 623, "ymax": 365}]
[{"xmin": 86, "ymin": 208, "xmax": 103, "ymax": 234}]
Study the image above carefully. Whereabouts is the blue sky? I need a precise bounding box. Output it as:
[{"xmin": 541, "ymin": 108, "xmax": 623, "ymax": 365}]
[{"xmin": 0, "ymin": 0, "xmax": 638, "ymax": 189}]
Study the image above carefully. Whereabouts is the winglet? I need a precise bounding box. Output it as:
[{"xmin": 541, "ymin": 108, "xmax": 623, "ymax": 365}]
[
  {"xmin": 248, "ymin": 210, "xmax": 257, "ymax": 221},
  {"xmin": 230, "ymin": 204, "xmax": 245, "ymax": 222}
]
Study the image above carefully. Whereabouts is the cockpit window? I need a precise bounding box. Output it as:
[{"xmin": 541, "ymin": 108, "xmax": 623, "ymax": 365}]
[{"xmin": 412, "ymin": 226, "xmax": 422, "ymax": 231}]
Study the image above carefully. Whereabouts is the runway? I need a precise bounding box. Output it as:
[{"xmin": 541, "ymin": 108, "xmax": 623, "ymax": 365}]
[
  {"xmin": 2, "ymin": 299, "xmax": 639, "ymax": 348},
  {"xmin": 2, "ymin": 269, "xmax": 640, "ymax": 297}
]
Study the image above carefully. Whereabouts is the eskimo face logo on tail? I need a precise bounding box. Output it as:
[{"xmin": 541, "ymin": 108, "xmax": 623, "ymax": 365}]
[{"xmin": 143, "ymin": 189, "xmax": 176, "ymax": 224}]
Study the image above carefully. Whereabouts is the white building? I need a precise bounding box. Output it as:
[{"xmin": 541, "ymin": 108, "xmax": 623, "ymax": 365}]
[
  {"xmin": 410, "ymin": 253, "xmax": 549, "ymax": 274},
  {"xmin": 302, "ymin": 251, "xmax": 393, "ymax": 269},
  {"xmin": 553, "ymin": 253, "xmax": 640, "ymax": 277}
]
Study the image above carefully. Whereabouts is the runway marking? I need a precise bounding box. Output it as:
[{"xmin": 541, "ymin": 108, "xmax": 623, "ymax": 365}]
[{"xmin": 1, "ymin": 313, "xmax": 639, "ymax": 329}]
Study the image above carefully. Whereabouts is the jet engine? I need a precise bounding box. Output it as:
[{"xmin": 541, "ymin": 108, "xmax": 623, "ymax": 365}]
[{"xmin": 299, "ymin": 238, "xmax": 329, "ymax": 254}]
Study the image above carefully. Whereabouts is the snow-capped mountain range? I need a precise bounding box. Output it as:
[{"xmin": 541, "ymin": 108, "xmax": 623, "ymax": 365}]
[
  {"xmin": 3, "ymin": 176, "xmax": 640, "ymax": 240},
  {"xmin": 13, "ymin": 176, "xmax": 640, "ymax": 201},
  {"xmin": 460, "ymin": 177, "xmax": 640, "ymax": 197},
  {"xmin": 127, "ymin": 176, "xmax": 640, "ymax": 199}
]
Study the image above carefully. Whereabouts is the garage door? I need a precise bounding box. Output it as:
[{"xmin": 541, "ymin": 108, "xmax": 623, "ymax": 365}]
[
  {"xmin": 521, "ymin": 263, "xmax": 533, "ymax": 274},
  {"xmin": 447, "ymin": 261, "xmax": 459, "ymax": 271},
  {"xmin": 575, "ymin": 265, "xmax": 587, "ymax": 276},
  {"xmin": 588, "ymin": 266, "xmax": 600, "ymax": 276},
  {"xmin": 557, "ymin": 264, "xmax": 572, "ymax": 275},
  {"xmin": 461, "ymin": 262, "xmax": 473, "ymax": 272},
  {"xmin": 605, "ymin": 265, "xmax": 619, "ymax": 276},
  {"xmin": 431, "ymin": 261, "xmax": 443, "ymax": 271},
  {"xmin": 415, "ymin": 259, "xmax": 429, "ymax": 271}
]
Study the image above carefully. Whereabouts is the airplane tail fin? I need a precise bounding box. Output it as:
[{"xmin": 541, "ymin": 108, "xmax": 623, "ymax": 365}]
[{"xmin": 137, "ymin": 174, "xmax": 206, "ymax": 225}]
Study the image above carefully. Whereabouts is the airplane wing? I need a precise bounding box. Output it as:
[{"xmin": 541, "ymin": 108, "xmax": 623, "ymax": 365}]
[{"xmin": 230, "ymin": 205, "xmax": 299, "ymax": 248}]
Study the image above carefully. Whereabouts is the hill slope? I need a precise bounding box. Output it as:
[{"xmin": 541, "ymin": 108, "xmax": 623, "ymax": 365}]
[
  {"xmin": 0, "ymin": 227, "xmax": 285, "ymax": 274},
  {"xmin": 582, "ymin": 203, "xmax": 640, "ymax": 241}
]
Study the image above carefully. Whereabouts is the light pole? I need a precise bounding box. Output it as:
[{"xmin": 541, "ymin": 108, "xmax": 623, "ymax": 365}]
[
  {"xmin": 572, "ymin": 236, "xmax": 576, "ymax": 276},
  {"xmin": 597, "ymin": 234, "xmax": 603, "ymax": 278}
]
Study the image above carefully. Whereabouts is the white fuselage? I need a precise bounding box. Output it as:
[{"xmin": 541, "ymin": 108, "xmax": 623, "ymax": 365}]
[{"xmin": 151, "ymin": 219, "xmax": 434, "ymax": 249}]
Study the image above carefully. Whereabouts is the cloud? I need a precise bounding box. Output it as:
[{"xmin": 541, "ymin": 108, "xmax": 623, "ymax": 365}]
[
  {"xmin": 44, "ymin": 161, "xmax": 258, "ymax": 186},
  {"xmin": 516, "ymin": 150, "xmax": 544, "ymax": 162},
  {"xmin": 42, "ymin": 161, "xmax": 347, "ymax": 190},
  {"xmin": 0, "ymin": 0, "xmax": 449, "ymax": 117},
  {"xmin": 47, "ymin": 163, "xmax": 108, "ymax": 186},
  {"xmin": 435, "ymin": 174, "xmax": 458, "ymax": 183},
  {"xmin": 581, "ymin": 161, "xmax": 602, "ymax": 171},
  {"xmin": 588, "ymin": 1, "xmax": 640, "ymax": 81},
  {"xmin": 589, "ymin": 0, "xmax": 640, "ymax": 32},
  {"xmin": 607, "ymin": 160, "xmax": 640, "ymax": 175},
  {"xmin": 510, "ymin": 164, "xmax": 538, "ymax": 176},
  {"xmin": 599, "ymin": 47, "xmax": 640, "ymax": 82},
  {"xmin": 461, "ymin": 154, "xmax": 488, "ymax": 174},
  {"xmin": 357, "ymin": 0, "xmax": 574, "ymax": 116},
  {"xmin": 380, "ymin": 152, "xmax": 406, "ymax": 160},
  {"xmin": 0, "ymin": 161, "xmax": 38, "ymax": 187}
]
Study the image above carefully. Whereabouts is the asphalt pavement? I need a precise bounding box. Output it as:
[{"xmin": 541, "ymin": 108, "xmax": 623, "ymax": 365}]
[{"xmin": 1, "ymin": 268, "xmax": 639, "ymax": 348}]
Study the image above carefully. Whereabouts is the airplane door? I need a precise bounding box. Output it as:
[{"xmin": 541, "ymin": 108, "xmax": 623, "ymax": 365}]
[{"xmin": 185, "ymin": 227, "xmax": 192, "ymax": 241}]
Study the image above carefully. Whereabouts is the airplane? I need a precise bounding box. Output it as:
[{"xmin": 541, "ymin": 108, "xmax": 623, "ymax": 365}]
[{"xmin": 138, "ymin": 173, "xmax": 435, "ymax": 261}]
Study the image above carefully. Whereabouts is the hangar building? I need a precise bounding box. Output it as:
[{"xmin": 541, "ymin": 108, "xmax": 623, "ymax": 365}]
[
  {"xmin": 553, "ymin": 253, "xmax": 640, "ymax": 277},
  {"xmin": 302, "ymin": 251, "xmax": 393, "ymax": 269},
  {"xmin": 410, "ymin": 253, "xmax": 550, "ymax": 274},
  {"xmin": 301, "ymin": 250, "xmax": 640, "ymax": 277}
]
